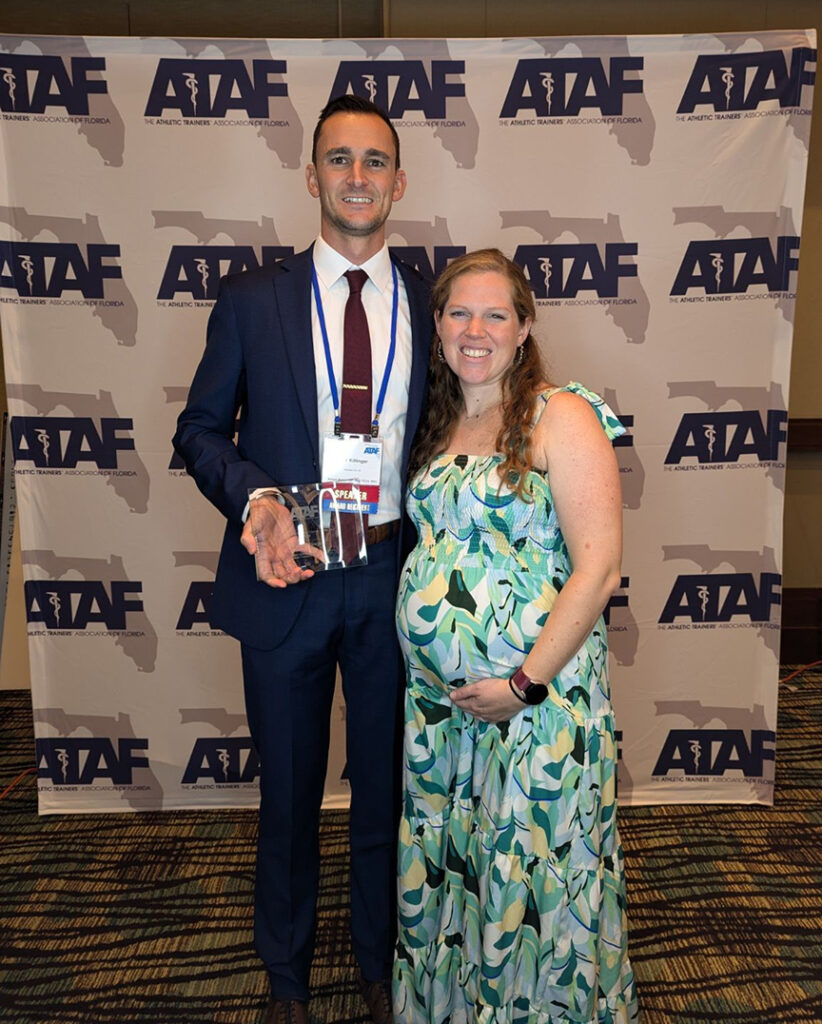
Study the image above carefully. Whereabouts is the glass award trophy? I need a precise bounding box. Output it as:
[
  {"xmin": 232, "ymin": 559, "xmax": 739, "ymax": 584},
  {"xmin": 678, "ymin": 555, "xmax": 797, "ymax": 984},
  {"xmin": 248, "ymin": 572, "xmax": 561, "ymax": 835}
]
[{"xmin": 248, "ymin": 483, "xmax": 367, "ymax": 575}]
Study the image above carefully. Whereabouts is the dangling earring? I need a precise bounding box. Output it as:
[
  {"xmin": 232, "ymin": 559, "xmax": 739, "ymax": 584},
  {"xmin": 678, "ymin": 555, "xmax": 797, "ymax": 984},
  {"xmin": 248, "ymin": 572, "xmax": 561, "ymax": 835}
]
[
  {"xmin": 437, "ymin": 339, "xmax": 445, "ymax": 363},
  {"xmin": 514, "ymin": 344, "xmax": 524, "ymax": 366}
]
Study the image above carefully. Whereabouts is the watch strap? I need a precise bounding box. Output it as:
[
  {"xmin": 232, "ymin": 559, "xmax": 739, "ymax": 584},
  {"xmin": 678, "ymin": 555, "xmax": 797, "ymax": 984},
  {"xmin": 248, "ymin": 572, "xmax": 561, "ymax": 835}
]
[
  {"xmin": 508, "ymin": 676, "xmax": 528, "ymax": 704},
  {"xmin": 511, "ymin": 666, "xmax": 533, "ymax": 694}
]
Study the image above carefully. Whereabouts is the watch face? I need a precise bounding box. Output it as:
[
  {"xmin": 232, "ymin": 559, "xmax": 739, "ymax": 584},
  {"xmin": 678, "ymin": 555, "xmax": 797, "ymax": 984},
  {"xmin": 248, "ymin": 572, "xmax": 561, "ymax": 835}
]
[{"xmin": 524, "ymin": 682, "xmax": 548, "ymax": 705}]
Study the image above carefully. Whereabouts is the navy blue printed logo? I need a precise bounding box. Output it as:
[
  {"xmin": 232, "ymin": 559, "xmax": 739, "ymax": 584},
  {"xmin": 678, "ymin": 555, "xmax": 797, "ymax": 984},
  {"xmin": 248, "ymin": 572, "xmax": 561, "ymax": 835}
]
[
  {"xmin": 7, "ymin": 385, "xmax": 148, "ymax": 512},
  {"xmin": 514, "ymin": 243, "xmax": 638, "ymax": 299},
  {"xmin": 153, "ymin": 211, "xmax": 294, "ymax": 302},
  {"xmin": 157, "ymin": 245, "xmax": 292, "ymax": 300},
  {"xmin": 328, "ymin": 61, "xmax": 465, "ymax": 118},
  {"xmin": 0, "ymin": 240, "xmax": 122, "ymax": 298},
  {"xmin": 659, "ymin": 571, "xmax": 780, "ymax": 625},
  {"xmin": 500, "ymin": 57, "xmax": 644, "ymax": 118},
  {"xmin": 173, "ymin": 552, "xmax": 222, "ymax": 634},
  {"xmin": 665, "ymin": 410, "xmax": 787, "ymax": 466},
  {"xmin": 37, "ymin": 736, "xmax": 149, "ymax": 786},
  {"xmin": 176, "ymin": 583, "xmax": 214, "ymax": 630},
  {"xmin": 11, "ymin": 416, "xmax": 134, "ymax": 469},
  {"xmin": 144, "ymin": 59, "xmax": 288, "ymax": 118},
  {"xmin": 653, "ymin": 729, "xmax": 775, "ymax": 778},
  {"xmin": 182, "ymin": 738, "xmax": 260, "ymax": 785},
  {"xmin": 26, "ymin": 579, "xmax": 144, "ymax": 630},
  {"xmin": 677, "ymin": 48, "xmax": 815, "ymax": 114},
  {"xmin": 670, "ymin": 236, "xmax": 799, "ymax": 296},
  {"xmin": 0, "ymin": 54, "xmax": 107, "ymax": 114},
  {"xmin": 659, "ymin": 546, "xmax": 781, "ymax": 656}
]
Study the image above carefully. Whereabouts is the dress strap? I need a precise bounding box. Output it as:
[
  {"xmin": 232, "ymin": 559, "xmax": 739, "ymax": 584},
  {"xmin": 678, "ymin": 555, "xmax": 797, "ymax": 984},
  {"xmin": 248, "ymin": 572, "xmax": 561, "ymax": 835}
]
[{"xmin": 535, "ymin": 382, "xmax": 627, "ymax": 442}]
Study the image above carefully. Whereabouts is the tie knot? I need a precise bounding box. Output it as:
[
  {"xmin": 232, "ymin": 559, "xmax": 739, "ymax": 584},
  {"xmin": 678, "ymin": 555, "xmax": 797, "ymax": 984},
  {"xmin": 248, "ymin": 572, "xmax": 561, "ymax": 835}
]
[{"xmin": 345, "ymin": 269, "xmax": 368, "ymax": 295}]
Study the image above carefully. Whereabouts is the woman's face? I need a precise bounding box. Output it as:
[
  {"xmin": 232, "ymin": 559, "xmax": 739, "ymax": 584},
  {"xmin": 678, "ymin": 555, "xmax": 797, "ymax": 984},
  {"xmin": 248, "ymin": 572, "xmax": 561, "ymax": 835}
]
[{"xmin": 435, "ymin": 270, "xmax": 531, "ymax": 392}]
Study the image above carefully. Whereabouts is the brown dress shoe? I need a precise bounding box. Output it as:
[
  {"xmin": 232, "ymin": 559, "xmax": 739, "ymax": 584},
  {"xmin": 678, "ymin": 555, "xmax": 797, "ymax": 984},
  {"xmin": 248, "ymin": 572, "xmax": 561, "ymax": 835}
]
[
  {"xmin": 357, "ymin": 970, "xmax": 394, "ymax": 1024},
  {"xmin": 260, "ymin": 998, "xmax": 310, "ymax": 1024}
]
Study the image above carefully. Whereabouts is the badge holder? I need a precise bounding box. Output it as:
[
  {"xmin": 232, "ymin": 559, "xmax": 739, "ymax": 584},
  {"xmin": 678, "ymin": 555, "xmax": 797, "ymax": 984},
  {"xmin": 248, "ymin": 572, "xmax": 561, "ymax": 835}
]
[{"xmin": 248, "ymin": 484, "xmax": 367, "ymax": 575}]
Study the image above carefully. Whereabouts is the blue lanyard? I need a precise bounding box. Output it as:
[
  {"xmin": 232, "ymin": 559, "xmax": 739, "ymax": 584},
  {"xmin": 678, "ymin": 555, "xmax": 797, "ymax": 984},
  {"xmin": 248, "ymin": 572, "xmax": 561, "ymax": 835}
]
[{"xmin": 311, "ymin": 262, "xmax": 399, "ymax": 438}]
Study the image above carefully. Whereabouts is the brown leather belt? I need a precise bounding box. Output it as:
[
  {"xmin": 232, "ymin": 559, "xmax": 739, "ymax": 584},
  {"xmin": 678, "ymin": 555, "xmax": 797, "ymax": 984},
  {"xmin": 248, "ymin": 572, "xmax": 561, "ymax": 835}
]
[{"xmin": 365, "ymin": 520, "xmax": 400, "ymax": 546}]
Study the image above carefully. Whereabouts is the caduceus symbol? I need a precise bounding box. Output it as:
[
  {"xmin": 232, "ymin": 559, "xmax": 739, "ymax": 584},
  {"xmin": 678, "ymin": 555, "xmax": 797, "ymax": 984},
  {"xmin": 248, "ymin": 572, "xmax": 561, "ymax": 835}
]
[
  {"xmin": 19, "ymin": 253, "xmax": 34, "ymax": 294},
  {"xmin": 704, "ymin": 424, "xmax": 716, "ymax": 460},
  {"xmin": 710, "ymin": 252, "xmax": 724, "ymax": 291},
  {"xmin": 720, "ymin": 66, "xmax": 734, "ymax": 109},
  {"xmin": 362, "ymin": 74, "xmax": 377, "ymax": 103},
  {"xmin": 183, "ymin": 71, "xmax": 199, "ymax": 115},
  {"xmin": 57, "ymin": 747, "xmax": 69, "ymax": 783},
  {"xmin": 697, "ymin": 584, "xmax": 710, "ymax": 621},
  {"xmin": 217, "ymin": 747, "xmax": 230, "ymax": 782},
  {"xmin": 195, "ymin": 257, "xmax": 210, "ymax": 298},
  {"xmin": 688, "ymin": 738, "xmax": 702, "ymax": 771},
  {"xmin": 35, "ymin": 427, "xmax": 51, "ymax": 464},
  {"xmin": 538, "ymin": 257, "xmax": 552, "ymax": 293},
  {"xmin": 0, "ymin": 67, "xmax": 16, "ymax": 109},
  {"xmin": 47, "ymin": 591, "xmax": 62, "ymax": 628},
  {"xmin": 540, "ymin": 71, "xmax": 554, "ymax": 114}
]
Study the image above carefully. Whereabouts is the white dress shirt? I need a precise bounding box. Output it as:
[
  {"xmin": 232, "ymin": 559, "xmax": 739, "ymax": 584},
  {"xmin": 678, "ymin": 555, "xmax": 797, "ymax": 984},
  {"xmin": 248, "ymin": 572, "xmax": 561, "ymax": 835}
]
[{"xmin": 310, "ymin": 235, "xmax": 412, "ymax": 525}]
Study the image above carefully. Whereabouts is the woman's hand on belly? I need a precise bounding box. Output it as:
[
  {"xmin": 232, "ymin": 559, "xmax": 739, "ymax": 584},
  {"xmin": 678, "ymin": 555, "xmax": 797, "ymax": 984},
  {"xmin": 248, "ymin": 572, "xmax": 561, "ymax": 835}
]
[{"xmin": 449, "ymin": 676, "xmax": 525, "ymax": 723}]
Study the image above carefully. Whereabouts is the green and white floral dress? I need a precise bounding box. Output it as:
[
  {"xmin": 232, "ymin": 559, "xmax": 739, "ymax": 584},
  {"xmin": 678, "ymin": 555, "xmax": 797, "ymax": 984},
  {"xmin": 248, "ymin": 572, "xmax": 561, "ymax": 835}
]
[{"xmin": 394, "ymin": 384, "xmax": 639, "ymax": 1024}]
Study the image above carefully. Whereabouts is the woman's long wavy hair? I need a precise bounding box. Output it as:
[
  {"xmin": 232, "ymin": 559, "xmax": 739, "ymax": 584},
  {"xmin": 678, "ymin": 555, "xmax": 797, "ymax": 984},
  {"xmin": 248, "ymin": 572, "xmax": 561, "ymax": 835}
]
[{"xmin": 409, "ymin": 249, "xmax": 549, "ymax": 497}]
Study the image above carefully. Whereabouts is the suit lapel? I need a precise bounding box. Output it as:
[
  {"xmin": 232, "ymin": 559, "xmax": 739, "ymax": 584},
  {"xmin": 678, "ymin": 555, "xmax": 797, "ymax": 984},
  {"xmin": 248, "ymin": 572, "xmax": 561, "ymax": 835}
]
[{"xmin": 272, "ymin": 245, "xmax": 320, "ymax": 466}]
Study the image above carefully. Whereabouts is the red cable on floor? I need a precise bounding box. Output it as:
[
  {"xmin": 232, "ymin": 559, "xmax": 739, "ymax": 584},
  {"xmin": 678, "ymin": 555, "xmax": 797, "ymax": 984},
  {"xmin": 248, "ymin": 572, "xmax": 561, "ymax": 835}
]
[
  {"xmin": 0, "ymin": 766, "xmax": 37, "ymax": 800},
  {"xmin": 779, "ymin": 660, "xmax": 822, "ymax": 685}
]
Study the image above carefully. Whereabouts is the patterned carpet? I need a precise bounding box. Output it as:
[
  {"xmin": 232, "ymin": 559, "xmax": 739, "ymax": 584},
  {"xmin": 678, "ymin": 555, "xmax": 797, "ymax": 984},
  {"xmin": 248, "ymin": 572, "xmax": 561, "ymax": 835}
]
[{"xmin": 1, "ymin": 668, "xmax": 821, "ymax": 1024}]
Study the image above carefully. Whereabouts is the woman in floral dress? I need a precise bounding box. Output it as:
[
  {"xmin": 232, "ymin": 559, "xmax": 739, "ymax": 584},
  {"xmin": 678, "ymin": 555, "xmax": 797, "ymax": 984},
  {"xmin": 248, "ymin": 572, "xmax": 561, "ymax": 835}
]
[{"xmin": 394, "ymin": 249, "xmax": 639, "ymax": 1024}]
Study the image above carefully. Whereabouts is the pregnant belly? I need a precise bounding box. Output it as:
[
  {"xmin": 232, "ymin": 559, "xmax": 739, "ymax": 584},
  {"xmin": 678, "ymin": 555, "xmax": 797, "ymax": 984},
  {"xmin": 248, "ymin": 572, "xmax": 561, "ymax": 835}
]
[{"xmin": 396, "ymin": 563, "xmax": 555, "ymax": 687}]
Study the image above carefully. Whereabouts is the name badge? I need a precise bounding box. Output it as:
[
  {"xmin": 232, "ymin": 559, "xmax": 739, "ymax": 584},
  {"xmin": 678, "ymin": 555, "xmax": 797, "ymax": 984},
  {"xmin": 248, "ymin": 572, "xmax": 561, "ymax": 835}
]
[{"xmin": 321, "ymin": 433, "xmax": 382, "ymax": 514}]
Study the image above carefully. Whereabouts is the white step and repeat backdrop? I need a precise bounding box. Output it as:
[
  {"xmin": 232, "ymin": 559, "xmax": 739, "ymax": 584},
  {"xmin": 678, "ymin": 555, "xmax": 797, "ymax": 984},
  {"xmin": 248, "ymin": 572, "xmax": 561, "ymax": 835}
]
[{"xmin": 0, "ymin": 31, "xmax": 815, "ymax": 813}]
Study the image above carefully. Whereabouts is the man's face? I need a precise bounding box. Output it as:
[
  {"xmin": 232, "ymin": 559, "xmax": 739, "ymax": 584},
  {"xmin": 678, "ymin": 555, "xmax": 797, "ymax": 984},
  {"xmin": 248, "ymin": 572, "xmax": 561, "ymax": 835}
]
[{"xmin": 306, "ymin": 112, "xmax": 406, "ymax": 251}]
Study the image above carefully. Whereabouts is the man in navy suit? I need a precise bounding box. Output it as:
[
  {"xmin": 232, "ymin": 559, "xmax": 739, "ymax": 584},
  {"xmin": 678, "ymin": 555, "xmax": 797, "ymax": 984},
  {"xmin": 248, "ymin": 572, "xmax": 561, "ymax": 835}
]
[{"xmin": 173, "ymin": 95, "xmax": 431, "ymax": 1024}]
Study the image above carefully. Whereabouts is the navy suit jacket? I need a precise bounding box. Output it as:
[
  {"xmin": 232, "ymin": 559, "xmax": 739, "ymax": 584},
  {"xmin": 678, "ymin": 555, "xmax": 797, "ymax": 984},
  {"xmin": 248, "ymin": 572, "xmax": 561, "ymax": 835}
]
[{"xmin": 173, "ymin": 244, "xmax": 431, "ymax": 650}]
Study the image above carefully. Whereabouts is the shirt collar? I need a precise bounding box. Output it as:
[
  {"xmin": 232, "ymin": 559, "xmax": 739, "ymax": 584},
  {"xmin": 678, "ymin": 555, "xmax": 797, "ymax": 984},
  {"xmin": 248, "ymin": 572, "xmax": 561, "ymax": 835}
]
[{"xmin": 313, "ymin": 235, "xmax": 393, "ymax": 295}]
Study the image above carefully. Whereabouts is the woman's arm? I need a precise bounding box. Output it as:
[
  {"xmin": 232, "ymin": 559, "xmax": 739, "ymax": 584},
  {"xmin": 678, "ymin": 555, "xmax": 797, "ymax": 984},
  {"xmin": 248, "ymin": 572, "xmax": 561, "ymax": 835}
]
[{"xmin": 450, "ymin": 390, "xmax": 622, "ymax": 723}]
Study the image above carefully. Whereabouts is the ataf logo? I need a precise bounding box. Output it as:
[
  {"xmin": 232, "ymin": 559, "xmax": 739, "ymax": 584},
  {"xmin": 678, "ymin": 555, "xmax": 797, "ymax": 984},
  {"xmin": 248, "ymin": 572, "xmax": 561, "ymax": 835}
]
[
  {"xmin": 26, "ymin": 580, "xmax": 144, "ymax": 630},
  {"xmin": 0, "ymin": 54, "xmax": 107, "ymax": 114},
  {"xmin": 514, "ymin": 243, "xmax": 637, "ymax": 299},
  {"xmin": 665, "ymin": 410, "xmax": 787, "ymax": 466},
  {"xmin": 0, "ymin": 241, "xmax": 122, "ymax": 298},
  {"xmin": 173, "ymin": 552, "xmax": 221, "ymax": 634},
  {"xmin": 11, "ymin": 417, "xmax": 135, "ymax": 469},
  {"xmin": 182, "ymin": 738, "xmax": 260, "ymax": 784},
  {"xmin": 500, "ymin": 57, "xmax": 644, "ymax": 118},
  {"xmin": 671, "ymin": 236, "xmax": 799, "ymax": 296},
  {"xmin": 157, "ymin": 245, "xmax": 292, "ymax": 300},
  {"xmin": 176, "ymin": 583, "xmax": 214, "ymax": 630},
  {"xmin": 653, "ymin": 730, "xmax": 775, "ymax": 778},
  {"xmin": 659, "ymin": 572, "xmax": 781, "ymax": 625},
  {"xmin": 329, "ymin": 61, "xmax": 464, "ymax": 118},
  {"xmin": 144, "ymin": 59, "xmax": 288, "ymax": 118},
  {"xmin": 37, "ymin": 737, "xmax": 149, "ymax": 785},
  {"xmin": 678, "ymin": 47, "xmax": 816, "ymax": 113}
]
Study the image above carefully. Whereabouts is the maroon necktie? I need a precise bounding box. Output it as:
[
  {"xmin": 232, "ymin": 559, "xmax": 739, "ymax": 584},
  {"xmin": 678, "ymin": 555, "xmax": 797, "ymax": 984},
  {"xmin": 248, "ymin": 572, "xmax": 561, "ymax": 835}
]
[
  {"xmin": 338, "ymin": 269, "xmax": 371, "ymax": 555},
  {"xmin": 340, "ymin": 269, "xmax": 372, "ymax": 435}
]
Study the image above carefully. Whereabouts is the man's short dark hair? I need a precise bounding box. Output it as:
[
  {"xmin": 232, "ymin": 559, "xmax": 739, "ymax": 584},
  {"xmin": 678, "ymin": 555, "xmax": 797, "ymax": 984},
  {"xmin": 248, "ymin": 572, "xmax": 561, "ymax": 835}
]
[{"xmin": 311, "ymin": 94, "xmax": 401, "ymax": 168}]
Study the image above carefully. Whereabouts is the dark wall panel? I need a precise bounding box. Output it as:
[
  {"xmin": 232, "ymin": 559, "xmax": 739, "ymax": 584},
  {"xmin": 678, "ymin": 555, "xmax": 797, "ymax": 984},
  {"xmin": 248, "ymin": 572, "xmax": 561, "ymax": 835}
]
[
  {"xmin": 128, "ymin": 0, "xmax": 340, "ymax": 39},
  {"xmin": 0, "ymin": 1, "xmax": 130, "ymax": 35}
]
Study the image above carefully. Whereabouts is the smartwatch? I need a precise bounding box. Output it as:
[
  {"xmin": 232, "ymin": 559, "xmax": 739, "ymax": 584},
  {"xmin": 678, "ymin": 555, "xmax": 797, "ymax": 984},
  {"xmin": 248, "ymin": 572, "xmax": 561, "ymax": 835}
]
[{"xmin": 510, "ymin": 667, "xmax": 548, "ymax": 706}]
